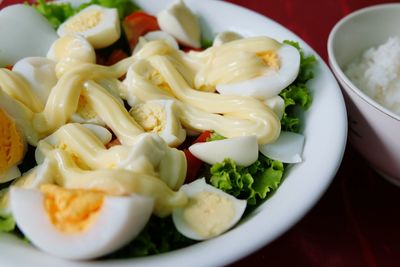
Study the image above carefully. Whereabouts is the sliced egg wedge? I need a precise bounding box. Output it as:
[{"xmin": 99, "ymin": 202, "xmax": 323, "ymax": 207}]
[
  {"xmin": 115, "ymin": 133, "xmax": 187, "ymax": 190},
  {"xmin": 133, "ymin": 31, "xmax": 180, "ymax": 54},
  {"xmin": 57, "ymin": 5, "xmax": 121, "ymax": 49},
  {"xmin": 0, "ymin": 5, "xmax": 57, "ymax": 67},
  {"xmin": 216, "ymin": 43, "xmax": 301, "ymax": 100},
  {"xmin": 12, "ymin": 57, "xmax": 57, "ymax": 105},
  {"xmin": 144, "ymin": 31, "xmax": 179, "ymax": 50},
  {"xmin": 264, "ymin": 95, "xmax": 285, "ymax": 120},
  {"xmin": 259, "ymin": 131, "xmax": 305, "ymax": 163},
  {"xmin": 10, "ymin": 185, "xmax": 154, "ymax": 260},
  {"xmin": 157, "ymin": 0, "xmax": 201, "ymax": 48},
  {"xmin": 172, "ymin": 178, "xmax": 246, "ymax": 240},
  {"xmin": 0, "ymin": 108, "xmax": 26, "ymax": 183},
  {"xmin": 47, "ymin": 34, "xmax": 96, "ymax": 78},
  {"xmin": 0, "ymin": 168, "xmax": 21, "ymax": 185},
  {"xmin": 0, "ymin": 89, "xmax": 39, "ymax": 145},
  {"xmin": 130, "ymin": 100, "xmax": 186, "ymax": 147},
  {"xmin": 38, "ymin": 147, "xmax": 187, "ymax": 217},
  {"xmin": 35, "ymin": 123, "xmax": 186, "ymax": 192},
  {"xmin": 189, "ymin": 135, "xmax": 258, "ymax": 166},
  {"xmin": 213, "ymin": 31, "xmax": 243, "ymax": 47},
  {"xmin": 12, "ymin": 159, "xmax": 55, "ymax": 189},
  {"xmin": 0, "ymin": 159, "xmax": 55, "ymax": 212}
]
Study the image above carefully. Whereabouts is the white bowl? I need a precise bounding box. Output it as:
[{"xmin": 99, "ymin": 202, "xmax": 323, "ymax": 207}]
[
  {"xmin": 0, "ymin": 0, "xmax": 347, "ymax": 266},
  {"xmin": 328, "ymin": 3, "xmax": 400, "ymax": 186}
]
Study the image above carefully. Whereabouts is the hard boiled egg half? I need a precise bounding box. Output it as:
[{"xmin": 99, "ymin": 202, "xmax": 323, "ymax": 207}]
[
  {"xmin": 157, "ymin": 0, "xmax": 201, "ymax": 48},
  {"xmin": 212, "ymin": 31, "xmax": 243, "ymax": 47},
  {"xmin": 216, "ymin": 42, "xmax": 301, "ymax": 100},
  {"xmin": 57, "ymin": 5, "xmax": 120, "ymax": 49},
  {"xmin": 189, "ymin": 135, "xmax": 258, "ymax": 166},
  {"xmin": 172, "ymin": 178, "xmax": 246, "ymax": 240},
  {"xmin": 10, "ymin": 184, "xmax": 154, "ymax": 260},
  {"xmin": 130, "ymin": 100, "xmax": 186, "ymax": 147},
  {"xmin": 0, "ymin": 108, "xmax": 26, "ymax": 183},
  {"xmin": 47, "ymin": 34, "xmax": 96, "ymax": 78},
  {"xmin": 0, "ymin": 5, "xmax": 57, "ymax": 67},
  {"xmin": 12, "ymin": 57, "xmax": 57, "ymax": 105}
]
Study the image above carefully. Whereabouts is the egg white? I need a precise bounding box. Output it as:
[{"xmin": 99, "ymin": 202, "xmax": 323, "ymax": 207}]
[
  {"xmin": 57, "ymin": 5, "xmax": 120, "ymax": 49},
  {"xmin": 0, "ymin": 5, "xmax": 57, "ymax": 67},
  {"xmin": 172, "ymin": 178, "xmax": 246, "ymax": 240},
  {"xmin": 157, "ymin": 0, "xmax": 201, "ymax": 48},
  {"xmin": 10, "ymin": 187, "xmax": 154, "ymax": 260},
  {"xmin": 12, "ymin": 57, "xmax": 57, "ymax": 105},
  {"xmin": 213, "ymin": 31, "xmax": 243, "ymax": 47},
  {"xmin": 259, "ymin": 131, "xmax": 305, "ymax": 163},
  {"xmin": 216, "ymin": 44, "xmax": 301, "ymax": 100},
  {"xmin": 189, "ymin": 135, "xmax": 258, "ymax": 166}
]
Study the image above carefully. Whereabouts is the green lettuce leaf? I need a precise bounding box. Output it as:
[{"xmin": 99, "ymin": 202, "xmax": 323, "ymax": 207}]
[
  {"xmin": 32, "ymin": 0, "xmax": 140, "ymax": 29},
  {"xmin": 209, "ymin": 154, "xmax": 284, "ymax": 205},
  {"xmin": 0, "ymin": 212, "xmax": 16, "ymax": 233},
  {"xmin": 206, "ymin": 132, "xmax": 226, "ymax": 142},
  {"xmin": 32, "ymin": 0, "xmax": 76, "ymax": 29},
  {"xmin": 104, "ymin": 216, "xmax": 195, "ymax": 258},
  {"xmin": 279, "ymin": 40, "xmax": 316, "ymax": 132},
  {"xmin": 76, "ymin": 0, "xmax": 140, "ymax": 20},
  {"xmin": 201, "ymin": 38, "xmax": 213, "ymax": 49}
]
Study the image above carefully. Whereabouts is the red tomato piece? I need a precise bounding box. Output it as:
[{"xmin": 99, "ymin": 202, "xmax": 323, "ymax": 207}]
[
  {"xmin": 105, "ymin": 138, "xmax": 121, "ymax": 149},
  {"xmin": 123, "ymin": 11, "xmax": 160, "ymax": 51},
  {"xmin": 104, "ymin": 49, "xmax": 128, "ymax": 66},
  {"xmin": 182, "ymin": 130, "xmax": 212, "ymax": 183},
  {"xmin": 181, "ymin": 46, "xmax": 204, "ymax": 53},
  {"xmin": 193, "ymin": 130, "xmax": 212, "ymax": 143}
]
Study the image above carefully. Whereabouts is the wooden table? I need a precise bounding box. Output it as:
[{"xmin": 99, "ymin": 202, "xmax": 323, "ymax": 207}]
[{"xmin": 1, "ymin": 0, "xmax": 400, "ymax": 266}]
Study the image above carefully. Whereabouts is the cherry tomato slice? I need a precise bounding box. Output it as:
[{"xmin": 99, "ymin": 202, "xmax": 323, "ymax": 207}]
[{"xmin": 123, "ymin": 11, "xmax": 160, "ymax": 51}]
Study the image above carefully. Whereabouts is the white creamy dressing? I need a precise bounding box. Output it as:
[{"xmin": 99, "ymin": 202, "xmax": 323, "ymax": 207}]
[{"xmin": 1, "ymin": 27, "xmax": 286, "ymax": 220}]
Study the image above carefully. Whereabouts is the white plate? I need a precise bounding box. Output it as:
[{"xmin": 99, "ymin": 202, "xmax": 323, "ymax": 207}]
[{"xmin": 0, "ymin": 0, "xmax": 347, "ymax": 266}]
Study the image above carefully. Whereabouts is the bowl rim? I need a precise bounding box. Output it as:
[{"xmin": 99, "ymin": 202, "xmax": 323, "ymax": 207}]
[{"xmin": 327, "ymin": 3, "xmax": 400, "ymax": 122}]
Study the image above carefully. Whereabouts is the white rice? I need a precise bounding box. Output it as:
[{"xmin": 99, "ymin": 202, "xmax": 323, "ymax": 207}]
[{"xmin": 345, "ymin": 36, "xmax": 400, "ymax": 116}]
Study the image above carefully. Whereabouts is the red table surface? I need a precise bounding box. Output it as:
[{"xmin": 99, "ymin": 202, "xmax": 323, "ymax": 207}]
[{"xmin": 1, "ymin": 0, "xmax": 400, "ymax": 266}]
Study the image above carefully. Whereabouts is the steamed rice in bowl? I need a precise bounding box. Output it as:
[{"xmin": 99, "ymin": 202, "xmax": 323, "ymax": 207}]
[
  {"xmin": 327, "ymin": 3, "xmax": 400, "ymax": 185},
  {"xmin": 345, "ymin": 36, "xmax": 400, "ymax": 116}
]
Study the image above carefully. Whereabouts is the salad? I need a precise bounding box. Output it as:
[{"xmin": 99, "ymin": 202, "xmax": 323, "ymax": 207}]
[{"xmin": 0, "ymin": 0, "xmax": 316, "ymax": 260}]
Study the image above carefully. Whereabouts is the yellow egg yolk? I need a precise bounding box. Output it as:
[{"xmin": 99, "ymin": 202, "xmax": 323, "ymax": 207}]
[
  {"xmin": 64, "ymin": 10, "xmax": 103, "ymax": 33},
  {"xmin": 40, "ymin": 184, "xmax": 104, "ymax": 233},
  {"xmin": 76, "ymin": 94, "xmax": 98, "ymax": 120},
  {"xmin": 183, "ymin": 191, "xmax": 235, "ymax": 239},
  {"xmin": 257, "ymin": 50, "xmax": 280, "ymax": 70},
  {"xmin": 0, "ymin": 108, "xmax": 25, "ymax": 174},
  {"xmin": 147, "ymin": 69, "xmax": 174, "ymax": 95},
  {"xmin": 130, "ymin": 103, "xmax": 166, "ymax": 134}
]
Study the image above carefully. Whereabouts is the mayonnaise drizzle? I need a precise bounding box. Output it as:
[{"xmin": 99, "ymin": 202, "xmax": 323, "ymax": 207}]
[
  {"xmin": 48, "ymin": 149, "xmax": 188, "ymax": 217},
  {"xmin": 0, "ymin": 68, "xmax": 44, "ymax": 112},
  {"xmin": 1, "ymin": 36, "xmax": 283, "ymax": 147}
]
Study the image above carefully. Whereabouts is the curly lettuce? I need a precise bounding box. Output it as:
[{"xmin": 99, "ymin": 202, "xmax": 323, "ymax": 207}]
[
  {"xmin": 32, "ymin": 0, "xmax": 76, "ymax": 29},
  {"xmin": 104, "ymin": 216, "xmax": 195, "ymax": 258},
  {"xmin": 76, "ymin": 0, "xmax": 140, "ymax": 19},
  {"xmin": 279, "ymin": 40, "xmax": 316, "ymax": 132},
  {"xmin": 0, "ymin": 212, "xmax": 15, "ymax": 233},
  {"xmin": 32, "ymin": 0, "xmax": 140, "ymax": 29},
  {"xmin": 209, "ymin": 155, "xmax": 284, "ymax": 205}
]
